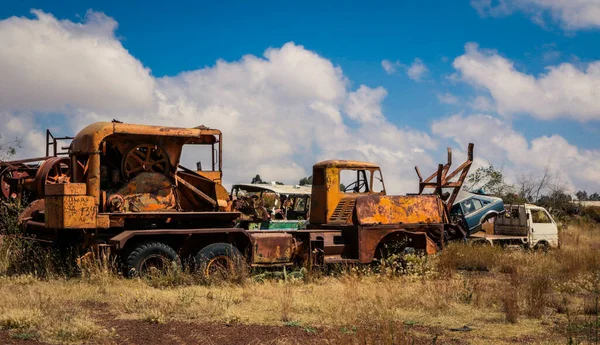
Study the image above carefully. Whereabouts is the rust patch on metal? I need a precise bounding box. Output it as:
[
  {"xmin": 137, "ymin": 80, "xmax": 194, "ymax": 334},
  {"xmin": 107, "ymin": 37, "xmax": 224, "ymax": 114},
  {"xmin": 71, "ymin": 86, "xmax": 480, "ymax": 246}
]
[
  {"xmin": 355, "ymin": 195, "xmax": 443, "ymax": 225},
  {"xmin": 45, "ymin": 183, "xmax": 98, "ymax": 229},
  {"xmin": 115, "ymin": 172, "xmax": 177, "ymax": 212},
  {"xmin": 358, "ymin": 227, "xmax": 440, "ymax": 263},
  {"xmin": 250, "ymin": 233, "xmax": 295, "ymax": 264}
]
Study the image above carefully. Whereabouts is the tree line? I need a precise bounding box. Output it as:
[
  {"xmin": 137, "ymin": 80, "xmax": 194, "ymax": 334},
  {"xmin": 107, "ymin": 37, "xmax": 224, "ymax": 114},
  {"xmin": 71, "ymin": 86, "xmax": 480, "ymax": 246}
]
[{"xmin": 463, "ymin": 164, "xmax": 599, "ymax": 220}]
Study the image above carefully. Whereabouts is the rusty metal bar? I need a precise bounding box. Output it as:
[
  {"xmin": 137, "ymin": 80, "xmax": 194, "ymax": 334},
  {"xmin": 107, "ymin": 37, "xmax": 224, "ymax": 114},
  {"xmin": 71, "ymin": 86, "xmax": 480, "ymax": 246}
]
[
  {"xmin": 4, "ymin": 157, "xmax": 48, "ymax": 165},
  {"xmin": 415, "ymin": 144, "xmax": 474, "ymax": 208},
  {"xmin": 46, "ymin": 130, "xmax": 50, "ymax": 157},
  {"xmin": 415, "ymin": 166, "xmax": 423, "ymax": 182},
  {"xmin": 109, "ymin": 227, "xmax": 248, "ymax": 249},
  {"xmin": 444, "ymin": 159, "xmax": 472, "ymax": 182},
  {"xmin": 211, "ymin": 143, "xmax": 215, "ymax": 171},
  {"xmin": 436, "ymin": 164, "xmax": 443, "ymax": 196},
  {"xmin": 218, "ymin": 133, "xmax": 223, "ymax": 173},
  {"xmin": 175, "ymin": 175, "xmax": 217, "ymax": 206}
]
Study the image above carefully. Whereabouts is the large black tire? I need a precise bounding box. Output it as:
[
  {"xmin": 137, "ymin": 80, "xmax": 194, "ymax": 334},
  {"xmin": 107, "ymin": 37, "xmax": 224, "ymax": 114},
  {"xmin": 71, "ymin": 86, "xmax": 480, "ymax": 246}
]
[
  {"xmin": 126, "ymin": 242, "xmax": 179, "ymax": 277},
  {"xmin": 194, "ymin": 242, "xmax": 244, "ymax": 279}
]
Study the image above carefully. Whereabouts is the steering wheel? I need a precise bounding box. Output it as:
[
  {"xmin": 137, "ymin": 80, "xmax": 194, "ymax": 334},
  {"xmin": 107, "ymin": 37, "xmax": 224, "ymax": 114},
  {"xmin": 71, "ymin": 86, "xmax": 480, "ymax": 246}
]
[{"xmin": 343, "ymin": 179, "xmax": 366, "ymax": 193}]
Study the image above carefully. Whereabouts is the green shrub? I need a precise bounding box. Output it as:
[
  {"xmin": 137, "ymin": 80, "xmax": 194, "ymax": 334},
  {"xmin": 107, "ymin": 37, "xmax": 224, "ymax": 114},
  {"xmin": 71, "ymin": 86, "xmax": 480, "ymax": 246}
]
[{"xmin": 581, "ymin": 206, "xmax": 600, "ymax": 224}]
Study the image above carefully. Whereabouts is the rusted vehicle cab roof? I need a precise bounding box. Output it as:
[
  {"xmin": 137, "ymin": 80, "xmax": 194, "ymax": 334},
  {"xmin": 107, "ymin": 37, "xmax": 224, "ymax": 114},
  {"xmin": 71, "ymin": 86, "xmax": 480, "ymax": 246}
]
[
  {"xmin": 313, "ymin": 160, "xmax": 380, "ymax": 169},
  {"xmin": 232, "ymin": 183, "xmax": 312, "ymax": 196},
  {"xmin": 70, "ymin": 122, "xmax": 222, "ymax": 154}
]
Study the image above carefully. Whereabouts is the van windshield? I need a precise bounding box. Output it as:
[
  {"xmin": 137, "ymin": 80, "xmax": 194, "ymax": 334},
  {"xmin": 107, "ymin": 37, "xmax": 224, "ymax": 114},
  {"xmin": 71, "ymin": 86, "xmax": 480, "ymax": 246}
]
[{"xmin": 531, "ymin": 209, "xmax": 552, "ymax": 223}]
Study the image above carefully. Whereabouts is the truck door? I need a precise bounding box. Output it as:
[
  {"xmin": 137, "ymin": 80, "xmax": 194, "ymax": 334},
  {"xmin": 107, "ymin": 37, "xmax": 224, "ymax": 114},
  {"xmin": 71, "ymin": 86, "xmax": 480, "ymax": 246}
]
[{"xmin": 529, "ymin": 208, "xmax": 557, "ymax": 246}]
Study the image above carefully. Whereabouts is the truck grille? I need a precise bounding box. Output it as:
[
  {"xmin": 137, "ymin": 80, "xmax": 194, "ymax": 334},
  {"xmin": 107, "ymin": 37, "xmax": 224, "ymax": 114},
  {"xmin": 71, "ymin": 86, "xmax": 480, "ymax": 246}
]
[{"xmin": 329, "ymin": 199, "xmax": 356, "ymax": 223}]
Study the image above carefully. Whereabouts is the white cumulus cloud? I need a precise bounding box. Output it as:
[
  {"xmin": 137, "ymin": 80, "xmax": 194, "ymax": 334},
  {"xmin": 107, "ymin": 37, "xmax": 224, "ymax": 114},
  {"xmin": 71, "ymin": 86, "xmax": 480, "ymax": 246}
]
[
  {"xmin": 0, "ymin": 11, "xmax": 440, "ymax": 193},
  {"xmin": 0, "ymin": 10, "xmax": 155, "ymax": 114},
  {"xmin": 381, "ymin": 59, "xmax": 399, "ymax": 75},
  {"xmin": 381, "ymin": 58, "xmax": 428, "ymax": 82},
  {"xmin": 345, "ymin": 85, "xmax": 387, "ymax": 123},
  {"xmin": 432, "ymin": 113, "xmax": 600, "ymax": 192},
  {"xmin": 436, "ymin": 92, "xmax": 459, "ymax": 105},
  {"xmin": 453, "ymin": 43, "xmax": 600, "ymax": 121},
  {"xmin": 407, "ymin": 58, "xmax": 429, "ymax": 82}
]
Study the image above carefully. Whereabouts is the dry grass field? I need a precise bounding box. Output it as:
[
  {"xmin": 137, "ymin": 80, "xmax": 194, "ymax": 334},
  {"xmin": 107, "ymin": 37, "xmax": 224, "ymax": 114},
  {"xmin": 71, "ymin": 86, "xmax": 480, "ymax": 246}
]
[{"xmin": 1, "ymin": 222, "xmax": 600, "ymax": 344}]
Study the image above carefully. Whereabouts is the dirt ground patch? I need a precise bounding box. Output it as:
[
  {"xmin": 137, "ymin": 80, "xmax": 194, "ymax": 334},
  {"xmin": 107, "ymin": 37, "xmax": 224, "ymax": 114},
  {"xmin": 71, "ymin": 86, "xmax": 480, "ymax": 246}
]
[
  {"xmin": 0, "ymin": 319, "xmax": 554, "ymax": 345},
  {"xmin": 110, "ymin": 320, "xmax": 328, "ymax": 345},
  {"xmin": 0, "ymin": 331, "xmax": 46, "ymax": 345},
  {"xmin": 0, "ymin": 321, "xmax": 465, "ymax": 345}
]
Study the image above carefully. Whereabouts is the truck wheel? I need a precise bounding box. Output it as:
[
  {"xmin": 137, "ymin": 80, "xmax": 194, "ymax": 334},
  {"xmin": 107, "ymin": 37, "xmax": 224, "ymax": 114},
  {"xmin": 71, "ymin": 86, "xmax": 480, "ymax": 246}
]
[
  {"xmin": 194, "ymin": 243, "xmax": 244, "ymax": 280},
  {"xmin": 126, "ymin": 242, "xmax": 180, "ymax": 277}
]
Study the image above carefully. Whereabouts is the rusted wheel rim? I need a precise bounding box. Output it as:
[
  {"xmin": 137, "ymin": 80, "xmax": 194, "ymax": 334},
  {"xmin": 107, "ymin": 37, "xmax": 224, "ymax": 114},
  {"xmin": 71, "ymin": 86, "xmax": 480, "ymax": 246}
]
[
  {"xmin": 17, "ymin": 199, "xmax": 45, "ymax": 225},
  {"xmin": 205, "ymin": 255, "xmax": 235, "ymax": 279},
  {"xmin": 35, "ymin": 157, "xmax": 71, "ymax": 199},
  {"xmin": 0, "ymin": 166, "xmax": 29, "ymax": 200},
  {"xmin": 122, "ymin": 144, "xmax": 170, "ymax": 179},
  {"xmin": 139, "ymin": 254, "xmax": 170, "ymax": 276}
]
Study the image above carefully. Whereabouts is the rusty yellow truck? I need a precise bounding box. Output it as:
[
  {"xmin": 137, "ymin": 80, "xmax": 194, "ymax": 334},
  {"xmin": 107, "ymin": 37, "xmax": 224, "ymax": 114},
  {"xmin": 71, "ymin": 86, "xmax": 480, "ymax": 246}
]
[{"xmin": 17, "ymin": 121, "xmax": 473, "ymax": 277}]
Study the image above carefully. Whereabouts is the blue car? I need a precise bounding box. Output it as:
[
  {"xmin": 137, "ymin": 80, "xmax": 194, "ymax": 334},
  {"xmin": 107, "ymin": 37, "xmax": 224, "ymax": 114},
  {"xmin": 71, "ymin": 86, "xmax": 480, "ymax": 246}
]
[{"xmin": 450, "ymin": 191, "xmax": 505, "ymax": 235}]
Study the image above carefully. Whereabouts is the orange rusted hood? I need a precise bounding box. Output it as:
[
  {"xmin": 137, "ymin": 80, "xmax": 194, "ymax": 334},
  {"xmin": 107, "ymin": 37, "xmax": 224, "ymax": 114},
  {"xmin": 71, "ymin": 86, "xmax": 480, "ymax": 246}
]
[{"xmin": 355, "ymin": 194, "xmax": 444, "ymax": 225}]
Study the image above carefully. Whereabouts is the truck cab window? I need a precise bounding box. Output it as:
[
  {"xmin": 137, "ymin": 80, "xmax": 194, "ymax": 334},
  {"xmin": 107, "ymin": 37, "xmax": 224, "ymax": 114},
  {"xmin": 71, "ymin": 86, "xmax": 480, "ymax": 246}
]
[
  {"xmin": 371, "ymin": 170, "xmax": 385, "ymax": 193},
  {"xmin": 340, "ymin": 169, "xmax": 369, "ymax": 193},
  {"xmin": 531, "ymin": 209, "xmax": 551, "ymax": 223}
]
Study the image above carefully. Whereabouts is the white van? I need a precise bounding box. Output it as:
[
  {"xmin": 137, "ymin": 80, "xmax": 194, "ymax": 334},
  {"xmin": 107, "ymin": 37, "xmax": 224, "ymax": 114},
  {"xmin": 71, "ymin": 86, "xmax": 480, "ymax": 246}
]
[{"xmin": 470, "ymin": 204, "xmax": 559, "ymax": 250}]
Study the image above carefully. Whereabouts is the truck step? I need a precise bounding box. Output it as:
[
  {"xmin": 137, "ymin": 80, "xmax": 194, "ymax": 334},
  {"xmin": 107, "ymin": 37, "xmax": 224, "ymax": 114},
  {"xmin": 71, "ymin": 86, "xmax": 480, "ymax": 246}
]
[
  {"xmin": 323, "ymin": 243, "xmax": 345, "ymax": 256},
  {"xmin": 324, "ymin": 255, "xmax": 359, "ymax": 265}
]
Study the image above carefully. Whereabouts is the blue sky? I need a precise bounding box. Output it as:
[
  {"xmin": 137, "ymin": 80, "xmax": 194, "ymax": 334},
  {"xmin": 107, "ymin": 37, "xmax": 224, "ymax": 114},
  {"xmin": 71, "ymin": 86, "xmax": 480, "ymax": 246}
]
[
  {"xmin": 1, "ymin": 1, "xmax": 600, "ymax": 192},
  {"xmin": 3, "ymin": 0, "xmax": 598, "ymax": 145}
]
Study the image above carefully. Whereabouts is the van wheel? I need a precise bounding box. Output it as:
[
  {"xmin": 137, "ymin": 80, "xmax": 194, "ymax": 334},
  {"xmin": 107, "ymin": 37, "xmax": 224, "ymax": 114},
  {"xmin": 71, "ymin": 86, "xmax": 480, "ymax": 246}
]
[
  {"xmin": 534, "ymin": 242, "xmax": 549, "ymax": 252},
  {"xmin": 471, "ymin": 239, "xmax": 492, "ymax": 247},
  {"xmin": 126, "ymin": 242, "xmax": 180, "ymax": 277},
  {"xmin": 195, "ymin": 243, "xmax": 244, "ymax": 280}
]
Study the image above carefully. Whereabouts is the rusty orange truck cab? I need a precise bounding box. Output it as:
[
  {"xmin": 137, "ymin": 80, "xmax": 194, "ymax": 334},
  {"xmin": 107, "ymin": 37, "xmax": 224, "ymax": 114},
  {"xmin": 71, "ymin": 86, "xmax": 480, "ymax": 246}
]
[
  {"xmin": 304, "ymin": 160, "xmax": 447, "ymax": 264},
  {"xmin": 309, "ymin": 160, "xmax": 384, "ymax": 225},
  {"xmin": 246, "ymin": 150, "xmax": 472, "ymax": 268}
]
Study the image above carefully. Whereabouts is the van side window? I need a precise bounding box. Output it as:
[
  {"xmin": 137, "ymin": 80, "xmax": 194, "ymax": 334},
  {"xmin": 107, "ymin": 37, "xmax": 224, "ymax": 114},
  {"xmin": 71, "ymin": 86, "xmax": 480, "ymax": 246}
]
[{"xmin": 531, "ymin": 209, "xmax": 551, "ymax": 223}]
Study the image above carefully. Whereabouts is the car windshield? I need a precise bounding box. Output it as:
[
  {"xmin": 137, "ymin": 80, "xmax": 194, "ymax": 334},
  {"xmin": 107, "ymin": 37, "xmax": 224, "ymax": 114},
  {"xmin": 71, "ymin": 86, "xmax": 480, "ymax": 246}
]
[{"xmin": 293, "ymin": 198, "xmax": 307, "ymax": 212}]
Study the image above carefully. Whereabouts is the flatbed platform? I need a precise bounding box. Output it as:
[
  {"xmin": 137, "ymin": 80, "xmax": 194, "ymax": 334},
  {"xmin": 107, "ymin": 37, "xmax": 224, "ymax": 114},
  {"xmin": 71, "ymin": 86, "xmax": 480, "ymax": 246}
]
[{"xmin": 470, "ymin": 231, "xmax": 526, "ymax": 241}]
